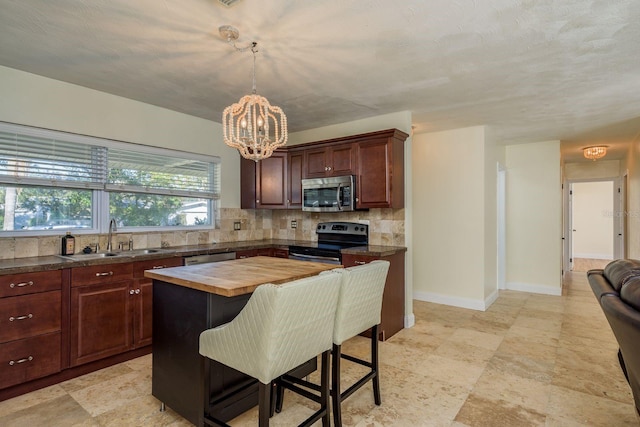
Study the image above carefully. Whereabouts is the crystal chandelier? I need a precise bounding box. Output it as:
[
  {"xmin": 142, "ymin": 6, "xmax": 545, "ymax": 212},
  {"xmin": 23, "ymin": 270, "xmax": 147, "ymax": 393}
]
[
  {"xmin": 582, "ymin": 146, "xmax": 607, "ymax": 161},
  {"xmin": 220, "ymin": 26, "xmax": 288, "ymax": 162}
]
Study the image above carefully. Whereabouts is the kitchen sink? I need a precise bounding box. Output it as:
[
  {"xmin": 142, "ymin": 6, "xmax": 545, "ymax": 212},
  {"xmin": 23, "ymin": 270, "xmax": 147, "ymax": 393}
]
[{"xmin": 58, "ymin": 248, "xmax": 171, "ymax": 261}]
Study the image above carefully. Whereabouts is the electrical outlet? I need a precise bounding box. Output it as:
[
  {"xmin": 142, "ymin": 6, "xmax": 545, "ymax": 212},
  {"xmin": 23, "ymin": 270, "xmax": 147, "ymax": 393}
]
[
  {"xmin": 234, "ymin": 221, "xmax": 241, "ymax": 231},
  {"xmin": 291, "ymin": 220, "xmax": 297, "ymax": 229}
]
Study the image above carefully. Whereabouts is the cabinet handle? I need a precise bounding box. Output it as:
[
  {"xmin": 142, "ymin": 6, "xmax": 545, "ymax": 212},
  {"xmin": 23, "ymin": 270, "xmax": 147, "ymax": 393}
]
[
  {"xmin": 256, "ymin": 199, "xmax": 260, "ymax": 203},
  {"xmin": 10, "ymin": 281, "xmax": 33, "ymax": 289},
  {"xmin": 9, "ymin": 356, "xmax": 33, "ymax": 366},
  {"xmin": 239, "ymin": 256, "xmax": 249, "ymax": 259},
  {"xmin": 152, "ymin": 265, "xmax": 167, "ymax": 269},
  {"xmin": 135, "ymin": 289, "xmax": 141, "ymax": 295},
  {"xmin": 328, "ymin": 166, "xmax": 332, "ymax": 171},
  {"xmin": 354, "ymin": 261, "xmax": 367, "ymax": 265},
  {"xmin": 324, "ymin": 166, "xmax": 328, "ymax": 171},
  {"xmin": 9, "ymin": 313, "xmax": 33, "ymax": 321},
  {"xmin": 95, "ymin": 271, "xmax": 114, "ymax": 277},
  {"xmin": 129, "ymin": 289, "xmax": 135, "ymax": 295}
]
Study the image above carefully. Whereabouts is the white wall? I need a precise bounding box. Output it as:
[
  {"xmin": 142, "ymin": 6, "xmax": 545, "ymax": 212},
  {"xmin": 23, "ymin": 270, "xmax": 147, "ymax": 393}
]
[
  {"xmin": 412, "ymin": 126, "xmax": 495, "ymax": 310},
  {"xmin": 0, "ymin": 66, "xmax": 241, "ymax": 208},
  {"xmin": 565, "ymin": 160, "xmax": 620, "ymax": 180},
  {"xmin": 627, "ymin": 139, "xmax": 640, "ymax": 258},
  {"xmin": 571, "ymin": 181, "xmax": 614, "ymax": 259},
  {"xmin": 506, "ymin": 141, "xmax": 562, "ymax": 295}
]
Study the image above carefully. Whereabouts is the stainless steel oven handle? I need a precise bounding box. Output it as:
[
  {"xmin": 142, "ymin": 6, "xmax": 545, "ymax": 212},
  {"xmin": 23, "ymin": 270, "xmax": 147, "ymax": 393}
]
[
  {"xmin": 337, "ymin": 183, "xmax": 343, "ymax": 211},
  {"xmin": 290, "ymin": 253, "xmax": 340, "ymax": 262}
]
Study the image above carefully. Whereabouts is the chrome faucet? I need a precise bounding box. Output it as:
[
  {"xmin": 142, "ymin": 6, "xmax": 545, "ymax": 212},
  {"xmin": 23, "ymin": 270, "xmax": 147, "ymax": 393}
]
[{"xmin": 106, "ymin": 219, "xmax": 117, "ymax": 252}]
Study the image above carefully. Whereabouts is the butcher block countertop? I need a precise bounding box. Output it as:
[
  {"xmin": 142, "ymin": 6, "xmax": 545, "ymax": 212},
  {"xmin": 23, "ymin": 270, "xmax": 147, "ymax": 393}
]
[{"xmin": 144, "ymin": 256, "xmax": 338, "ymax": 297}]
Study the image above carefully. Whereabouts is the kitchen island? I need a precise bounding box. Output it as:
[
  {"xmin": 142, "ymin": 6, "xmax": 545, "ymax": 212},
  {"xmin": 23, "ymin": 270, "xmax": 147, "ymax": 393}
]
[{"xmin": 144, "ymin": 256, "xmax": 338, "ymax": 425}]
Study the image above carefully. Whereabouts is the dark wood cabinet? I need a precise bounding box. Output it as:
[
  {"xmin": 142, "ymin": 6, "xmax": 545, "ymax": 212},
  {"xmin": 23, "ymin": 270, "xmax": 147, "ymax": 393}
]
[
  {"xmin": 132, "ymin": 257, "xmax": 182, "ymax": 348},
  {"xmin": 304, "ymin": 143, "xmax": 356, "ymax": 178},
  {"xmin": 287, "ymin": 150, "xmax": 304, "ymax": 208},
  {"xmin": 70, "ymin": 258, "xmax": 182, "ymax": 366},
  {"xmin": 236, "ymin": 249, "xmax": 258, "ymax": 259},
  {"xmin": 355, "ymin": 130, "xmax": 406, "ymax": 209},
  {"xmin": 342, "ymin": 251, "xmax": 405, "ymax": 341},
  {"xmin": 239, "ymin": 128, "xmax": 407, "ymax": 210},
  {"xmin": 0, "ymin": 270, "xmax": 63, "ymax": 389},
  {"xmin": 70, "ymin": 279, "xmax": 132, "ymax": 366},
  {"xmin": 241, "ymin": 151, "xmax": 289, "ymax": 209}
]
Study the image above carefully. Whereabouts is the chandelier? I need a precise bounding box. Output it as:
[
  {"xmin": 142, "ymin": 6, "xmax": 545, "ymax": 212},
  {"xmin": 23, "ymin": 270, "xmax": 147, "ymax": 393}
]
[
  {"xmin": 220, "ymin": 26, "xmax": 288, "ymax": 162},
  {"xmin": 582, "ymin": 146, "xmax": 607, "ymax": 161}
]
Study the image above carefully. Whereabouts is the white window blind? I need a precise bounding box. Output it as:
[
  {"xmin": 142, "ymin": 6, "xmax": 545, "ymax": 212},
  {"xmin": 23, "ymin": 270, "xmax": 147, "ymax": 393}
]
[
  {"xmin": 0, "ymin": 129, "xmax": 107, "ymax": 190},
  {"xmin": 106, "ymin": 147, "xmax": 220, "ymax": 199}
]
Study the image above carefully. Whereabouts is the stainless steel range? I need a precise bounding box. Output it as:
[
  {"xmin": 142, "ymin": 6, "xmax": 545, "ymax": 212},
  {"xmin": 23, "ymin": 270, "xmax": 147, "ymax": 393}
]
[{"xmin": 288, "ymin": 221, "xmax": 368, "ymax": 264}]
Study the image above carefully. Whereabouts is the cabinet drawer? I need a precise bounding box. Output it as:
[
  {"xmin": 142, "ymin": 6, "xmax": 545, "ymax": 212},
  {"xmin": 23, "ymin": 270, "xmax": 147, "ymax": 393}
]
[
  {"xmin": 133, "ymin": 257, "xmax": 183, "ymax": 278},
  {"xmin": 72, "ymin": 263, "xmax": 133, "ymax": 287},
  {"xmin": 0, "ymin": 291, "xmax": 61, "ymax": 343},
  {"xmin": 0, "ymin": 332, "xmax": 61, "ymax": 389},
  {"xmin": 0, "ymin": 270, "xmax": 62, "ymax": 298}
]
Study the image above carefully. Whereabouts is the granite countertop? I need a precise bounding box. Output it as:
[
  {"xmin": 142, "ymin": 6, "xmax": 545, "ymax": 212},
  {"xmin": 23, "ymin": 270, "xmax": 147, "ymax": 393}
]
[{"xmin": 0, "ymin": 239, "xmax": 406, "ymax": 275}]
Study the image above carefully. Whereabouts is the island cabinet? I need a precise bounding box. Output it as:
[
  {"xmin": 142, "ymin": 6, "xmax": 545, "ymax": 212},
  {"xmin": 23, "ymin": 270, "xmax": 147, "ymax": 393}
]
[
  {"xmin": 342, "ymin": 250, "xmax": 405, "ymax": 341},
  {"xmin": 0, "ymin": 270, "xmax": 63, "ymax": 389},
  {"xmin": 303, "ymin": 142, "xmax": 356, "ymax": 178}
]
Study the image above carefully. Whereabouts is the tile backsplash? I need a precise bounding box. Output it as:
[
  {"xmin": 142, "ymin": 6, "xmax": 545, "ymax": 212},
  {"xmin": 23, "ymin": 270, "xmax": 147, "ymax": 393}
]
[{"xmin": 0, "ymin": 208, "xmax": 405, "ymax": 259}]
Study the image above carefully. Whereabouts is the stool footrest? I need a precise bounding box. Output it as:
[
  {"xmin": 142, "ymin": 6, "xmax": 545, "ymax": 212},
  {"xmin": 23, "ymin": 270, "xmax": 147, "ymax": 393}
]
[{"xmin": 341, "ymin": 352, "xmax": 373, "ymax": 368}]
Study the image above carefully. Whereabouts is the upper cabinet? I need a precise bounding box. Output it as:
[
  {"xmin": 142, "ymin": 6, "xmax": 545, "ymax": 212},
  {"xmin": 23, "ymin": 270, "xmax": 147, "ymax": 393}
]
[
  {"xmin": 355, "ymin": 130, "xmax": 406, "ymax": 209},
  {"xmin": 240, "ymin": 129, "xmax": 408, "ymax": 210},
  {"xmin": 241, "ymin": 150, "xmax": 292, "ymax": 209},
  {"xmin": 304, "ymin": 143, "xmax": 356, "ymax": 178}
]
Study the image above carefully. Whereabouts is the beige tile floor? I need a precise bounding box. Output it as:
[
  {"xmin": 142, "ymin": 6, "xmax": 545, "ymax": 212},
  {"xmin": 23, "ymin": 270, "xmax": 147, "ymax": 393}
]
[{"xmin": 1, "ymin": 271, "xmax": 639, "ymax": 426}]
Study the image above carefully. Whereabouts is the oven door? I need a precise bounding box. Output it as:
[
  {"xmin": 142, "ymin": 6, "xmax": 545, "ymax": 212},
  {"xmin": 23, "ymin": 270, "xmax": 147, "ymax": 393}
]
[{"xmin": 302, "ymin": 176, "xmax": 355, "ymax": 212}]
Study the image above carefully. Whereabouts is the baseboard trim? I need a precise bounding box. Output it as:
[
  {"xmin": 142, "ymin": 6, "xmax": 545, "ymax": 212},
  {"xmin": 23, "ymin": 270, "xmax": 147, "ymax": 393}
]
[
  {"xmin": 485, "ymin": 289, "xmax": 499, "ymax": 309},
  {"xmin": 505, "ymin": 281, "xmax": 562, "ymax": 296},
  {"xmin": 573, "ymin": 253, "xmax": 614, "ymax": 260},
  {"xmin": 413, "ymin": 291, "xmax": 486, "ymax": 311},
  {"xmin": 404, "ymin": 313, "xmax": 415, "ymax": 328}
]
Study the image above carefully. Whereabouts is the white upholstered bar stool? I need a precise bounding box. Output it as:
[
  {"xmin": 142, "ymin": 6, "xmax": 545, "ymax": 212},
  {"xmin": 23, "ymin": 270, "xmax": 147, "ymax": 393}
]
[
  {"xmin": 199, "ymin": 272, "xmax": 341, "ymax": 427},
  {"xmin": 275, "ymin": 260, "xmax": 390, "ymax": 427}
]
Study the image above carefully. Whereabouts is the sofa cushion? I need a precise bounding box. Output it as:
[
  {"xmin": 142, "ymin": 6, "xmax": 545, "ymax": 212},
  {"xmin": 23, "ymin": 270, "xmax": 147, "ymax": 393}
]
[
  {"xmin": 621, "ymin": 276, "xmax": 640, "ymax": 312},
  {"xmin": 604, "ymin": 259, "xmax": 640, "ymax": 292}
]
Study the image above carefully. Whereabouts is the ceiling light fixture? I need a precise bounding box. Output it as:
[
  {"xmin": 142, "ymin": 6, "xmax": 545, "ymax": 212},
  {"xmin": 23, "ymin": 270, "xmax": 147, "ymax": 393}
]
[
  {"xmin": 219, "ymin": 25, "xmax": 287, "ymax": 162},
  {"xmin": 582, "ymin": 145, "xmax": 608, "ymax": 161}
]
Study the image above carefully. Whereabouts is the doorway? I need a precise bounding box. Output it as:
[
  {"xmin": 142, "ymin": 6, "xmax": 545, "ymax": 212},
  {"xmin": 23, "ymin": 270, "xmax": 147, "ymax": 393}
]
[{"xmin": 568, "ymin": 180, "xmax": 619, "ymax": 272}]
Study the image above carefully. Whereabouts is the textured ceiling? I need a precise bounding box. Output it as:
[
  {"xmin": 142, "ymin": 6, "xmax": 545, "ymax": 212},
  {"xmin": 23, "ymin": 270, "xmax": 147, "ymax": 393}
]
[{"xmin": 0, "ymin": 0, "xmax": 639, "ymax": 162}]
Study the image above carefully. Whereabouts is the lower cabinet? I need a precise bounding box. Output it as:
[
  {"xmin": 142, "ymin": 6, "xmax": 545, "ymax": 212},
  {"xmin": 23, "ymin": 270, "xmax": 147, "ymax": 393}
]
[
  {"xmin": 70, "ymin": 280, "xmax": 132, "ymax": 366},
  {"xmin": 342, "ymin": 251, "xmax": 405, "ymax": 340},
  {"xmin": 0, "ymin": 270, "xmax": 63, "ymax": 389},
  {"xmin": 70, "ymin": 258, "xmax": 181, "ymax": 366}
]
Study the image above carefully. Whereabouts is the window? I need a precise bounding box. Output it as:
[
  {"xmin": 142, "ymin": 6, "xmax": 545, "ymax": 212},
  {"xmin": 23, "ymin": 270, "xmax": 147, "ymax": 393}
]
[{"xmin": 0, "ymin": 122, "xmax": 220, "ymax": 234}]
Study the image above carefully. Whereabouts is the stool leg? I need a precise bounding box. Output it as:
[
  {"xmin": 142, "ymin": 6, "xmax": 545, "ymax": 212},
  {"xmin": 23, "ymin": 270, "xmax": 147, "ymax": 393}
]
[
  {"xmin": 371, "ymin": 325, "xmax": 381, "ymax": 405},
  {"xmin": 258, "ymin": 382, "xmax": 270, "ymax": 427},
  {"xmin": 274, "ymin": 382, "xmax": 284, "ymax": 413},
  {"xmin": 332, "ymin": 343, "xmax": 343, "ymax": 427},
  {"xmin": 320, "ymin": 350, "xmax": 331, "ymax": 427}
]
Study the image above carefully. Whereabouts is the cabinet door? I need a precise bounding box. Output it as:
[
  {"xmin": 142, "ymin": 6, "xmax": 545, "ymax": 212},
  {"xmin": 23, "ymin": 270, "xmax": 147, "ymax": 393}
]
[
  {"xmin": 356, "ymin": 139, "xmax": 392, "ymax": 208},
  {"xmin": 304, "ymin": 147, "xmax": 329, "ymax": 178},
  {"xmin": 70, "ymin": 281, "xmax": 132, "ymax": 366},
  {"xmin": 132, "ymin": 257, "xmax": 182, "ymax": 348},
  {"xmin": 341, "ymin": 252, "xmax": 405, "ymax": 341},
  {"xmin": 132, "ymin": 280, "xmax": 153, "ymax": 348},
  {"xmin": 256, "ymin": 152, "xmax": 288, "ymax": 209},
  {"xmin": 288, "ymin": 151, "xmax": 304, "ymax": 208},
  {"xmin": 329, "ymin": 143, "xmax": 356, "ymax": 176}
]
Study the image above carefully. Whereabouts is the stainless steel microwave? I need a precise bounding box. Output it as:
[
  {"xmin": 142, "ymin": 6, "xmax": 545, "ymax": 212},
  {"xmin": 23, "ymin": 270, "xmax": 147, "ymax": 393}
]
[{"xmin": 301, "ymin": 175, "xmax": 356, "ymax": 212}]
